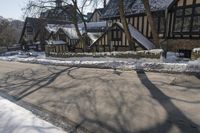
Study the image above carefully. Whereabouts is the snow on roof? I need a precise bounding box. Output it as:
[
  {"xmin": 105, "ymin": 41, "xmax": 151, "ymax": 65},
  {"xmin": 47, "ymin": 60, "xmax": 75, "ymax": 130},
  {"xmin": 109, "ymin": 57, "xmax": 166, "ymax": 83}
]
[
  {"xmin": 102, "ymin": 0, "xmax": 174, "ymax": 18},
  {"xmin": 61, "ymin": 27, "xmax": 79, "ymax": 39},
  {"xmin": 87, "ymin": 33, "xmax": 103, "ymax": 43},
  {"xmin": 78, "ymin": 21, "xmax": 107, "ymax": 29},
  {"xmin": 46, "ymin": 40, "xmax": 66, "ymax": 45},
  {"xmin": 128, "ymin": 24, "xmax": 155, "ymax": 50},
  {"xmin": 45, "ymin": 24, "xmax": 71, "ymax": 34}
]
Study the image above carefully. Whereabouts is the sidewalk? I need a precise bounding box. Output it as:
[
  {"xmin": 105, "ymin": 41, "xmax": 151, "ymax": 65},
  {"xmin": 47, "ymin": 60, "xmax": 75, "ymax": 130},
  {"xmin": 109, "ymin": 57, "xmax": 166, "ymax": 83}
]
[{"xmin": 0, "ymin": 96, "xmax": 67, "ymax": 133}]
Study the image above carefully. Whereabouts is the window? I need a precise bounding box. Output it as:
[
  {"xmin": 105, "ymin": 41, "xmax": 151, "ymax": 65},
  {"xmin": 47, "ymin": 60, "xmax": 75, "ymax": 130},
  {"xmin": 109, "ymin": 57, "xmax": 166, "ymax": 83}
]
[
  {"xmin": 195, "ymin": 6, "xmax": 200, "ymax": 14},
  {"xmin": 192, "ymin": 16, "xmax": 200, "ymax": 32},
  {"xmin": 174, "ymin": 18, "xmax": 182, "ymax": 32},
  {"xmin": 182, "ymin": 17, "xmax": 191, "ymax": 32},
  {"xmin": 111, "ymin": 28, "xmax": 122, "ymax": 41},
  {"xmin": 176, "ymin": 9, "xmax": 183, "ymax": 16},
  {"xmin": 185, "ymin": 8, "xmax": 192, "ymax": 15},
  {"xmin": 174, "ymin": 5, "xmax": 200, "ymax": 34}
]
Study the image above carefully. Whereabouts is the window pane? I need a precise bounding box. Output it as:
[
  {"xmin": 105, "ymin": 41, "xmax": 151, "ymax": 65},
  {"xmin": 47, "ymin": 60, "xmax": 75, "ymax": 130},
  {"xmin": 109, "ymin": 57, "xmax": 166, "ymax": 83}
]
[
  {"xmin": 192, "ymin": 16, "xmax": 200, "ymax": 31},
  {"xmin": 182, "ymin": 17, "xmax": 191, "ymax": 32},
  {"xmin": 174, "ymin": 18, "xmax": 182, "ymax": 32},
  {"xmin": 176, "ymin": 9, "xmax": 183, "ymax": 16},
  {"xmin": 185, "ymin": 8, "xmax": 192, "ymax": 16},
  {"xmin": 195, "ymin": 6, "xmax": 200, "ymax": 15}
]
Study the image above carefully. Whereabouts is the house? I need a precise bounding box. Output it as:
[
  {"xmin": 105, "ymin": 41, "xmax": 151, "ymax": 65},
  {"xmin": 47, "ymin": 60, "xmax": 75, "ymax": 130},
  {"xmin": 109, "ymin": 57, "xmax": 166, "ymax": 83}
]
[
  {"xmin": 101, "ymin": 0, "xmax": 200, "ymax": 54},
  {"xmin": 89, "ymin": 22, "xmax": 155, "ymax": 52},
  {"xmin": 19, "ymin": 17, "xmax": 45, "ymax": 51},
  {"xmin": 19, "ymin": 0, "xmax": 81, "ymax": 51},
  {"xmin": 56, "ymin": 27, "xmax": 79, "ymax": 51}
]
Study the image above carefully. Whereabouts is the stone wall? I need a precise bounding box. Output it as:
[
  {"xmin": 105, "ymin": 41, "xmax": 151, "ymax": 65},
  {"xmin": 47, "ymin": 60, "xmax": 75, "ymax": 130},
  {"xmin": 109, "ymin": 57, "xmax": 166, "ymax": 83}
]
[
  {"xmin": 167, "ymin": 39, "xmax": 200, "ymax": 51},
  {"xmin": 46, "ymin": 49, "xmax": 163, "ymax": 59}
]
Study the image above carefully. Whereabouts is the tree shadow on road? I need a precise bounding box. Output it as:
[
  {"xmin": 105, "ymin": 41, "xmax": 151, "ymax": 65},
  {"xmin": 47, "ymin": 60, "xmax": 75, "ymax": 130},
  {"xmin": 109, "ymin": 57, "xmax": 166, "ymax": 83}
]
[
  {"xmin": 0, "ymin": 67, "xmax": 72, "ymax": 100},
  {"xmin": 136, "ymin": 70, "xmax": 200, "ymax": 133}
]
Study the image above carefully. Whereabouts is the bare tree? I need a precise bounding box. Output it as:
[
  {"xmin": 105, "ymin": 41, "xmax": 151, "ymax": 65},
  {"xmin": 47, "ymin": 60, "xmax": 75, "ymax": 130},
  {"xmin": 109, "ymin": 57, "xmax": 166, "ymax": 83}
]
[
  {"xmin": 0, "ymin": 20, "xmax": 17, "ymax": 49},
  {"xmin": 23, "ymin": 0, "xmax": 104, "ymax": 52},
  {"xmin": 118, "ymin": 0, "xmax": 136, "ymax": 51},
  {"xmin": 141, "ymin": 0, "xmax": 160, "ymax": 48}
]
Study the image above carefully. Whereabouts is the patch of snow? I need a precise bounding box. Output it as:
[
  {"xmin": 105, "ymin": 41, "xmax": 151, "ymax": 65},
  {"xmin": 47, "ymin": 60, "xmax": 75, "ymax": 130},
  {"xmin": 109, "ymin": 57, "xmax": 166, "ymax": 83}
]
[
  {"xmin": 60, "ymin": 27, "xmax": 79, "ymax": 39},
  {"xmin": 193, "ymin": 48, "xmax": 200, "ymax": 52},
  {"xmin": 1, "ymin": 51, "xmax": 200, "ymax": 73},
  {"xmin": 87, "ymin": 32, "xmax": 102, "ymax": 43},
  {"xmin": 46, "ymin": 40, "xmax": 66, "ymax": 45},
  {"xmin": 0, "ymin": 96, "xmax": 67, "ymax": 133}
]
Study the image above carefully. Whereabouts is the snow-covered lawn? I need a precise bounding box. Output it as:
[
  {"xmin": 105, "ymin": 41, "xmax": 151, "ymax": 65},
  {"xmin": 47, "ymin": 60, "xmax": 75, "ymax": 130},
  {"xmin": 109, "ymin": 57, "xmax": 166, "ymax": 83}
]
[
  {"xmin": 0, "ymin": 96, "xmax": 67, "ymax": 133},
  {"xmin": 0, "ymin": 51, "xmax": 200, "ymax": 73}
]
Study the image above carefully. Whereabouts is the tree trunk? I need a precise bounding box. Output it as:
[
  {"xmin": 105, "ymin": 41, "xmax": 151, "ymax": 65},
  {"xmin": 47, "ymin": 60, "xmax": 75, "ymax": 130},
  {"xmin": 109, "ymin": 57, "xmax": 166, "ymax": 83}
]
[
  {"xmin": 71, "ymin": 0, "xmax": 88, "ymax": 33},
  {"xmin": 71, "ymin": 2, "xmax": 87, "ymax": 52},
  {"xmin": 104, "ymin": 0, "xmax": 107, "ymax": 8},
  {"xmin": 39, "ymin": 19, "xmax": 46, "ymax": 51},
  {"xmin": 118, "ymin": 0, "xmax": 136, "ymax": 51},
  {"xmin": 142, "ymin": 0, "xmax": 160, "ymax": 48}
]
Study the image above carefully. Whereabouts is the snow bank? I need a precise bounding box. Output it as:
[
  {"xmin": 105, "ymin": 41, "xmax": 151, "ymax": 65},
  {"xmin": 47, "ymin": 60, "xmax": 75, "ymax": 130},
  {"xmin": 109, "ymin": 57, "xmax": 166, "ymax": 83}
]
[
  {"xmin": 1, "ymin": 53, "xmax": 200, "ymax": 73},
  {"xmin": 0, "ymin": 96, "xmax": 67, "ymax": 133}
]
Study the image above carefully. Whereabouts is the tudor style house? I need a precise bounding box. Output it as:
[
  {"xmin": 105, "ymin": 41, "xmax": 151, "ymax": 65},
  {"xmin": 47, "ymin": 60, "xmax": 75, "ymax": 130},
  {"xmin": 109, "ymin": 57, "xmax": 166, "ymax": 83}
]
[
  {"xmin": 19, "ymin": 0, "xmax": 80, "ymax": 51},
  {"xmin": 21, "ymin": 0, "xmax": 200, "ymax": 57},
  {"xmin": 97, "ymin": 0, "xmax": 200, "ymax": 54}
]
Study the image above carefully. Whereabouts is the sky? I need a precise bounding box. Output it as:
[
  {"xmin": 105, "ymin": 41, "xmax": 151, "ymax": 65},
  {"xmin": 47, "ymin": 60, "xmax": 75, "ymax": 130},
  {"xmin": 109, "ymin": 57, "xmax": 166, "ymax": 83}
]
[
  {"xmin": 0, "ymin": 0, "xmax": 27, "ymax": 20},
  {"xmin": 0, "ymin": 0, "xmax": 103, "ymax": 21}
]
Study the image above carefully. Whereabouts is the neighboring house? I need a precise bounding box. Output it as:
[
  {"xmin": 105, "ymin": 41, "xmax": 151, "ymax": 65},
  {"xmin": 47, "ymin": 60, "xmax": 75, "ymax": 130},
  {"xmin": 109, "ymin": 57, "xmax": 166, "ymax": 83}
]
[
  {"xmin": 56, "ymin": 27, "xmax": 79, "ymax": 51},
  {"xmin": 19, "ymin": 17, "xmax": 44, "ymax": 51},
  {"xmin": 89, "ymin": 8, "xmax": 105, "ymax": 22},
  {"xmin": 19, "ymin": 0, "xmax": 81, "ymax": 51},
  {"xmin": 89, "ymin": 22, "xmax": 155, "ymax": 52},
  {"xmin": 101, "ymin": 0, "xmax": 200, "ymax": 54}
]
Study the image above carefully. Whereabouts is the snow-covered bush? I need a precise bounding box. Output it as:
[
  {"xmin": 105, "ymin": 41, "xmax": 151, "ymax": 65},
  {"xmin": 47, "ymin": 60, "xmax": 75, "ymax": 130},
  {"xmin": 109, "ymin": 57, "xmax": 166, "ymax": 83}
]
[{"xmin": 192, "ymin": 48, "xmax": 200, "ymax": 60}]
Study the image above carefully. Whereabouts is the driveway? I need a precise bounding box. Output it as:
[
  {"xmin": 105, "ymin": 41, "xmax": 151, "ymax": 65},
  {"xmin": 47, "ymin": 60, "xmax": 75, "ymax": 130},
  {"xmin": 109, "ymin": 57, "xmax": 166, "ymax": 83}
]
[{"xmin": 0, "ymin": 61, "xmax": 200, "ymax": 133}]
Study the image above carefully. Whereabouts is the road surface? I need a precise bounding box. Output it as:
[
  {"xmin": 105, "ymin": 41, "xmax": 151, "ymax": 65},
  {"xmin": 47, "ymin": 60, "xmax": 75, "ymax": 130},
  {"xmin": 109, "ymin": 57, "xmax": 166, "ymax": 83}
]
[{"xmin": 0, "ymin": 61, "xmax": 200, "ymax": 133}]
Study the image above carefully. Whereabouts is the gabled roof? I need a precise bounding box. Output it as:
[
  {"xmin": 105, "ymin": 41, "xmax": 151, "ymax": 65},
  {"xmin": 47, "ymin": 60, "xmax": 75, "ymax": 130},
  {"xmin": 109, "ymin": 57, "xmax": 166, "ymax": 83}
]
[
  {"xmin": 90, "ymin": 22, "xmax": 155, "ymax": 50},
  {"xmin": 19, "ymin": 17, "xmax": 44, "ymax": 43},
  {"xmin": 102, "ymin": 0, "xmax": 174, "ymax": 19},
  {"xmin": 58, "ymin": 27, "xmax": 79, "ymax": 39},
  {"xmin": 86, "ymin": 32, "xmax": 103, "ymax": 43},
  {"xmin": 88, "ymin": 8, "xmax": 105, "ymax": 21}
]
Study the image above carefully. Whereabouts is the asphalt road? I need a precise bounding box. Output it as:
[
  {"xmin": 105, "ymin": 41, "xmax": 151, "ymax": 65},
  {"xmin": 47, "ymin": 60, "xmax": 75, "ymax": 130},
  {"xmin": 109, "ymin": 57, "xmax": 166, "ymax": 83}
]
[{"xmin": 0, "ymin": 61, "xmax": 200, "ymax": 133}]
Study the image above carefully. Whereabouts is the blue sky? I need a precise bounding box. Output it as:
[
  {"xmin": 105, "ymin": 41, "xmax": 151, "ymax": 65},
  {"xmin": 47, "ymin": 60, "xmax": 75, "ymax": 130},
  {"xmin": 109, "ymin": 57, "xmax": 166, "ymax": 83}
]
[
  {"xmin": 0, "ymin": 0, "xmax": 27, "ymax": 20},
  {"xmin": 0, "ymin": 0, "xmax": 102, "ymax": 20}
]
